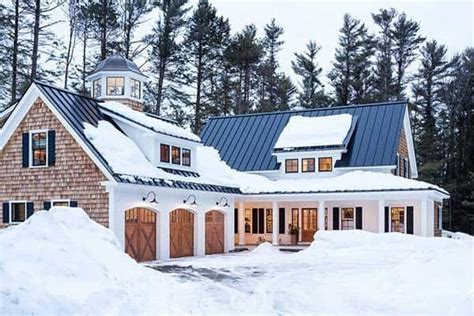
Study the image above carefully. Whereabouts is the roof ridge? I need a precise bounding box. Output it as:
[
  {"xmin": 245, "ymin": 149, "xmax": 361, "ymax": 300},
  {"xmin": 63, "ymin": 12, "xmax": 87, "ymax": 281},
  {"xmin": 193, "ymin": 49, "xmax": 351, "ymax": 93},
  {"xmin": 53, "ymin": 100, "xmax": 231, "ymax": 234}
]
[
  {"xmin": 207, "ymin": 100, "xmax": 408, "ymax": 120},
  {"xmin": 34, "ymin": 80, "xmax": 102, "ymax": 103}
]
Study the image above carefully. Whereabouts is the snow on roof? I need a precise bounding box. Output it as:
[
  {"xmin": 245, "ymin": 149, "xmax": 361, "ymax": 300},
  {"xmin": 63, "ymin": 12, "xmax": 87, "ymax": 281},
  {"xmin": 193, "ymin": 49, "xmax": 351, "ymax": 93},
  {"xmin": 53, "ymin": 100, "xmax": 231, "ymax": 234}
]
[
  {"xmin": 274, "ymin": 114, "xmax": 353, "ymax": 149},
  {"xmin": 100, "ymin": 101, "xmax": 200, "ymax": 142}
]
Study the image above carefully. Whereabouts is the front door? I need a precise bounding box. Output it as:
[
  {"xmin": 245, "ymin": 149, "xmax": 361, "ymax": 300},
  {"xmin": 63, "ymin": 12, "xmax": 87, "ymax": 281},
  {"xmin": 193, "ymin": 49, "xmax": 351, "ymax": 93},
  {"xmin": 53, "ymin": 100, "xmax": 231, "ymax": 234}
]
[
  {"xmin": 302, "ymin": 208, "xmax": 317, "ymax": 242},
  {"xmin": 170, "ymin": 209, "xmax": 194, "ymax": 258},
  {"xmin": 125, "ymin": 208, "xmax": 157, "ymax": 262},
  {"xmin": 205, "ymin": 210, "xmax": 225, "ymax": 255}
]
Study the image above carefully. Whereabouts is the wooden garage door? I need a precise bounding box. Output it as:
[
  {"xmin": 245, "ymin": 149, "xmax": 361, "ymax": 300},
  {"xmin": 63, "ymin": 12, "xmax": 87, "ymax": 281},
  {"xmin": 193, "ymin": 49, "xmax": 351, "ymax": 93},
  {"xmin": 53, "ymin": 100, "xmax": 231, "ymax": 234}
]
[
  {"xmin": 205, "ymin": 210, "xmax": 225, "ymax": 255},
  {"xmin": 125, "ymin": 208, "xmax": 156, "ymax": 262},
  {"xmin": 170, "ymin": 209, "xmax": 194, "ymax": 258}
]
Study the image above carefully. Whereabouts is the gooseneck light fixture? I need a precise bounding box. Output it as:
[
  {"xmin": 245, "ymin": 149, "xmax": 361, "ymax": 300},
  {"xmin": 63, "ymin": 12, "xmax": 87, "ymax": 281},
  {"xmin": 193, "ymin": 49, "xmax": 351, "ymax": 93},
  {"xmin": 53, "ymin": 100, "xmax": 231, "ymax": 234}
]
[
  {"xmin": 142, "ymin": 191, "xmax": 158, "ymax": 204},
  {"xmin": 183, "ymin": 194, "xmax": 197, "ymax": 206},
  {"xmin": 216, "ymin": 197, "xmax": 230, "ymax": 207}
]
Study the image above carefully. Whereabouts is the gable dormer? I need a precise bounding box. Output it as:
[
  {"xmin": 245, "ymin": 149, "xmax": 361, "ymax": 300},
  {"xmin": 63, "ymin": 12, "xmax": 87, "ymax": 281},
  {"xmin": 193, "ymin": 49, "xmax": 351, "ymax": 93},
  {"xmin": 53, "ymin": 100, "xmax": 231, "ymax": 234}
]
[
  {"xmin": 272, "ymin": 114, "xmax": 357, "ymax": 177},
  {"xmin": 86, "ymin": 53, "xmax": 147, "ymax": 112}
]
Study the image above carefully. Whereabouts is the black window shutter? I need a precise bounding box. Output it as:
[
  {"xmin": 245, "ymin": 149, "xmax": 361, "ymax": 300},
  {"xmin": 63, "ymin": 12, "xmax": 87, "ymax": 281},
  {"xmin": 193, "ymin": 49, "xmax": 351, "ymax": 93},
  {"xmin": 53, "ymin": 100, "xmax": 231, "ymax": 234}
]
[
  {"xmin": 356, "ymin": 207, "xmax": 363, "ymax": 229},
  {"xmin": 2, "ymin": 202, "xmax": 9, "ymax": 223},
  {"xmin": 70, "ymin": 201, "xmax": 78, "ymax": 207},
  {"xmin": 234, "ymin": 208, "xmax": 238, "ymax": 234},
  {"xmin": 332, "ymin": 207, "xmax": 339, "ymax": 230},
  {"xmin": 43, "ymin": 201, "xmax": 51, "ymax": 211},
  {"xmin": 258, "ymin": 208, "xmax": 264, "ymax": 234},
  {"xmin": 279, "ymin": 208, "xmax": 285, "ymax": 234},
  {"xmin": 26, "ymin": 202, "xmax": 34, "ymax": 218},
  {"xmin": 22, "ymin": 133, "xmax": 29, "ymax": 167},
  {"xmin": 252, "ymin": 208, "xmax": 258, "ymax": 234},
  {"xmin": 48, "ymin": 130, "xmax": 56, "ymax": 166},
  {"xmin": 406, "ymin": 206, "xmax": 414, "ymax": 234},
  {"xmin": 384, "ymin": 206, "xmax": 390, "ymax": 232}
]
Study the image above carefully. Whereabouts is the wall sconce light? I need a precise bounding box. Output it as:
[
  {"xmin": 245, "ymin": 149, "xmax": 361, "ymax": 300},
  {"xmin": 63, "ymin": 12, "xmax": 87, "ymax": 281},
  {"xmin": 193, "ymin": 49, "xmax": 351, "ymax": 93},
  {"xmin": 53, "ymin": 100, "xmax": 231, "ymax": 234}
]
[
  {"xmin": 183, "ymin": 194, "xmax": 197, "ymax": 206},
  {"xmin": 142, "ymin": 191, "xmax": 158, "ymax": 204},
  {"xmin": 216, "ymin": 197, "xmax": 230, "ymax": 207}
]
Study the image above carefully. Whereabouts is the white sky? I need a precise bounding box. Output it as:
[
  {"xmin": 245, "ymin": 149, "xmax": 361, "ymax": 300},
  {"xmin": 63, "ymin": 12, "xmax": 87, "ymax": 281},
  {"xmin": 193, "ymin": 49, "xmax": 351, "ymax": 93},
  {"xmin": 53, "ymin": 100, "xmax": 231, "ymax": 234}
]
[{"xmin": 51, "ymin": 0, "xmax": 473, "ymax": 88}]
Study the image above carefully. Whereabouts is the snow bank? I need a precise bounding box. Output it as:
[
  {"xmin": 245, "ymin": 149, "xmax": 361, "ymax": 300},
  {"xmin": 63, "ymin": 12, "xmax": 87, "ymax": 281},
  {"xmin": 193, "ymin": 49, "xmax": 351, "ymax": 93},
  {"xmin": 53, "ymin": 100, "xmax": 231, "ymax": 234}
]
[
  {"xmin": 274, "ymin": 114, "xmax": 353, "ymax": 149},
  {"xmin": 0, "ymin": 207, "xmax": 217, "ymax": 315},
  {"xmin": 100, "ymin": 101, "xmax": 200, "ymax": 141},
  {"xmin": 252, "ymin": 242, "xmax": 277, "ymax": 254}
]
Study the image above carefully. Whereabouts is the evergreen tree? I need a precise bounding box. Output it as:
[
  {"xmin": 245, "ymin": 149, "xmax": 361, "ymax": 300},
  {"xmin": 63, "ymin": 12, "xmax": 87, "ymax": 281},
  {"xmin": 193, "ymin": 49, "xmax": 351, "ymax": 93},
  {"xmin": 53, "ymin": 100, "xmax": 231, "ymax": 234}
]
[
  {"xmin": 119, "ymin": 0, "xmax": 153, "ymax": 60},
  {"xmin": 145, "ymin": 0, "xmax": 189, "ymax": 116},
  {"xmin": 89, "ymin": 0, "xmax": 120, "ymax": 61},
  {"xmin": 274, "ymin": 74, "xmax": 297, "ymax": 110},
  {"xmin": 183, "ymin": 0, "xmax": 230, "ymax": 133},
  {"xmin": 63, "ymin": 0, "xmax": 80, "ymax": 89},
  {"xmin": 291, "ymin": 41, "xmax": 329, "ymax": 108},
  {"xmin": 73, "ymin": 2, "xmax": 95, "ymax": 94}
]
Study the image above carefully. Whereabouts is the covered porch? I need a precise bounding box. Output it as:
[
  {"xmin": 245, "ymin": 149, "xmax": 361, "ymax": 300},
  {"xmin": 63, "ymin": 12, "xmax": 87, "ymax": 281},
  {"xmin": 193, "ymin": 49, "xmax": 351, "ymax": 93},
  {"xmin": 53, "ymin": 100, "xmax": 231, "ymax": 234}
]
[{"xmin": 234, "ymin": 189, "xmax": 447, "ymax": 246}]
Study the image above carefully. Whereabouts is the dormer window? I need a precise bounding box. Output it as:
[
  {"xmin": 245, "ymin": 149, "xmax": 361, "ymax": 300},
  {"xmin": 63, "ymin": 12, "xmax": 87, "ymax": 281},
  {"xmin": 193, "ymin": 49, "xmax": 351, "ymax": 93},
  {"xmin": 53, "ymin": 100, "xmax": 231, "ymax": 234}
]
[
  {"xmin": 318, "ymin": 157, "xmax": 332, "ymax": 172},
  {"xmin": 172, "ymin": 146, "xmax": 181, "ymax": 165},
  {"xmin": 302, "ymin": 158, "xmax": 315, "ymax": 173},
  {"xmin": 106, "ymin": 77, "xmax": 125, "ymax": 96},
  {"xmin": 285, "ymin": 159, "xmax": 298, "ymax": 173},
  {"xmin": 93, "ymin": 79, "xmax": 101, "ymax": 98},
  {"xmin": 130, "ymin": 78, "xmax": 141, "ymax": 99},
  {"xmin": 182, "ymin": 149, "xmax": 191, "ymax": 166},
  {"xmin": 160, "ymin": 144, "xmax": 170, "ymax": 163}
]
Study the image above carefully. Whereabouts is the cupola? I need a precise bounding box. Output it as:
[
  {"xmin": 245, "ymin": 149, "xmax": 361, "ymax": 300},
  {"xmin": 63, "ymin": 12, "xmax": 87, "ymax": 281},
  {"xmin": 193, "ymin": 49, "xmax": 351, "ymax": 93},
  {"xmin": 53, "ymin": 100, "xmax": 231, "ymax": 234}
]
[{"xmin": 86, "ymin": 53, "xmax": 147, "ymax": 111}]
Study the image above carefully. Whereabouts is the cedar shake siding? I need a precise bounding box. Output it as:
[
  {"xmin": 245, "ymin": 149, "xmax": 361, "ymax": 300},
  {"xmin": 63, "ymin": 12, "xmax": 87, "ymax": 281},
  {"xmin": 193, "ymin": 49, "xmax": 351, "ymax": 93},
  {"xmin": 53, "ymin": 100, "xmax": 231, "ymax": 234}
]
[
  {"xmin": 396, "ymin": 128, "xmax": 410, "ymax": 178},
  {"xmin": 106, "ymin": 98, "xmax": 143, "ymax": 112},
  {"xmin": 0, "ymin": 98, "xmax": 109, "ymax": 226}
]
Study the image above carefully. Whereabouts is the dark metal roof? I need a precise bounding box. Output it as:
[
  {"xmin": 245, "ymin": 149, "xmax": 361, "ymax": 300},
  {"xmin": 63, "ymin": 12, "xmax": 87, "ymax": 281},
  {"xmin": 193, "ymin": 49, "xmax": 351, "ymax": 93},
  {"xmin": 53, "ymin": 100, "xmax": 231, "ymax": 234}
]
[
  {"xmin": 91, "ymin": 53, "xmax": 145, "ymax": 76},
  {"xmin": 201, "ymin": 101, "xmax": 407, "ymax": 171},
  {"xmin": 160, "ymin": 167, "xmax": 200, "ymax": 177}
]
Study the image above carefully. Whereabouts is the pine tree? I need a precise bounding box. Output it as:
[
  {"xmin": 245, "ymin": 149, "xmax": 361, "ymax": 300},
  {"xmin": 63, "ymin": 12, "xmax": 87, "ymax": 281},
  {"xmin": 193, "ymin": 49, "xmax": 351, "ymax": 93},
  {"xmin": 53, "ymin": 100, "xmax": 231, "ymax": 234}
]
[
  {"xmin": 145, "ymin": 0, "xmax": 189, "ymax": 116},
  {"xmin": 291, "ymin": 41, "xmax": 329, "ymax": 108},
  {"xmin": 73, "ymin": 2, "xmax": 95, "ymax": 94},
  {"xmin": 328, "ymin": 14, "xmax": 373, "ymax": 105},
  {"xmin": 63, "ymin": 0, "xmax": 80, "ymax": 89},
  {"xmin": 119, "ymin": 0, "xmax": 153, "ymax": 60},
  {"xmin": 89, "ymin": 0, "xmax": 120, "ymax": 61},
  {"xmin": 183, "ymin": 0, "xmax": 230, "ymax": 133}
]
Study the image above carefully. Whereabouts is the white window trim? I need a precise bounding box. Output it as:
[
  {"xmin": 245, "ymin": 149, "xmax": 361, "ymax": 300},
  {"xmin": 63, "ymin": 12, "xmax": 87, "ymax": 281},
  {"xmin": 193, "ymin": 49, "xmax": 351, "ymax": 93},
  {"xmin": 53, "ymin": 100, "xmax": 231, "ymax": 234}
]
[
  {"xmin": 339, "ymin": 206, "xmax": 357, "ymax": 230},
  {"xmin": 51, "ymin": 199, "xmax": 70, "ymax": 207},
  {"xmin": 9, "ymin": 201, "xmax": 28, "ymax": 224},
  {"xmin": 389, "ymin": 206, "xmax": 407, "ymax": 233},
  {"xmin": 29, "ymin": 129, "xmax": 49, "ymax": 168},
  {"xmin": 106, "ymin": 76, "xmax": 126, "ymax": 96},
  {"xmin": 265, "ymin": 208, "xmax": 273, "ymax": 234}
]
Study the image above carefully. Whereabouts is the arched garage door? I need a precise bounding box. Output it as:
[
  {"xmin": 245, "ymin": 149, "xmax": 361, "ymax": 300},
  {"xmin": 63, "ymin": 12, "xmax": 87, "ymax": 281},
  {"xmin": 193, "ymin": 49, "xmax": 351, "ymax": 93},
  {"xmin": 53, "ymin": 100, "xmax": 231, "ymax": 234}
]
[
  {"xmin": 170, "ymin": 209, "xmax": 194, "ymax": 258},
  {"xmin": 125, "ymin": 208, "xmax": 156, "ymax": 262},
  {"xmin": 205, "ymin": 210, "xmax": 225, "ymax": 255}
]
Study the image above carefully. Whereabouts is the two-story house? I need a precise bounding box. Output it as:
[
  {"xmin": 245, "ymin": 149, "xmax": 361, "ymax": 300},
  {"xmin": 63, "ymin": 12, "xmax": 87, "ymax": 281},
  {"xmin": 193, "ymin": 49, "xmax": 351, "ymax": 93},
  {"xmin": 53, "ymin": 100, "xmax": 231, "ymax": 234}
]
[{"xmin": 0, "ymin": 54, "xmax": 448, "ymax": 262}]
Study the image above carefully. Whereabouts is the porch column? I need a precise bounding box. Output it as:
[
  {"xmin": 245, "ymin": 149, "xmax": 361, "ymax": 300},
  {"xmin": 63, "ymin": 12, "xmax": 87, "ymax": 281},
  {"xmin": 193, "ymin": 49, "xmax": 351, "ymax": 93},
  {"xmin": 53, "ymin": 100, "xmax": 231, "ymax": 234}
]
[
  {"xmin": 196, "ymin": 210, "xmax": 205, "ymax": 256},
  {"xmin": 160, "ymin": 211, "xmax": 170, "ymax": 260},
  {"xmin": 272, "ymin": 201, "xmax": 279, "ymax": 245},
  {"xmin": 421, "ymin": 199, "xmax": 431, "ymax": 237},
  {"xmin": 318, "ymin": 200, "xmax": 325, "ymax": 231},
  {"xmin": 238, "ymin": 202, "xmax": 246, "ymax": 245},
  {"xmin": 378, "ymin": 199, "xmax": 385, "ymax": 233}
]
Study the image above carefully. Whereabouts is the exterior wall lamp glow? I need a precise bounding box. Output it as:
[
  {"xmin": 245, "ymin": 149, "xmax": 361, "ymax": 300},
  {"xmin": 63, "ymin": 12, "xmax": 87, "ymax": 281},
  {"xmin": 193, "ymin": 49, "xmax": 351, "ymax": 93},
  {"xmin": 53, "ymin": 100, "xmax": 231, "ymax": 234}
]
[
  {"xmin": 183, "ymin": 195, "xmax": 197, "ymax": 206},
  {"xmin": 142, "ymin": 191, "xmax": 158, "ymax": 204},
  {"xmin": 216, "ymin": 197, "xmax": 230, "ymax": 207}
]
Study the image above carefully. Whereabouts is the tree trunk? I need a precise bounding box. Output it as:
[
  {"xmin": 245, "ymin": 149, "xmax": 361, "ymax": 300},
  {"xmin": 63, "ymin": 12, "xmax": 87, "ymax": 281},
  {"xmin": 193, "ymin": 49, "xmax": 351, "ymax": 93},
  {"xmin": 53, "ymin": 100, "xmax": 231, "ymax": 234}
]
[
  {"xmin": 11, "ymin": 0, "xmax": 19, "ymax": 102},
  {"xmin": 155, "ymin": 56, "xmax": 166, "ymax": 116},
  {"xmin": 194, "ymin": 48, "xmax": 203, "ymax": 133},
  {"xmin": 100, "ymin": 1, "xmax": 108, "ymax": 60},
  {"xmin": 30, "ymin": 0, "xmax": 41, "ymax": 81},
  {"xmin": 64, "ymin": 17, "xmax": 76, "ymax": 89},
  {"xmin": 82, "ymin": 27, "xmax": 88, "ymax": 94}
]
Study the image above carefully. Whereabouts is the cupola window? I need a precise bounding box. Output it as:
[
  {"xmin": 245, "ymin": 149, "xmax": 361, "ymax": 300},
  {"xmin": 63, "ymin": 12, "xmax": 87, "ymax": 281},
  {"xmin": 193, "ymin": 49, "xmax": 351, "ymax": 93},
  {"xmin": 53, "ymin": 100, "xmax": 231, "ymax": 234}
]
[
  {"xmin": 106, "ymin": 77, "xmax": 125, "ymax": 96},
  {"xmin": 130, "ymin": 78, "xmax": 141, "ymax": 99},
  {"xmin": 93, "ymin": 79, "xmax": 101, "ymax": 98}
]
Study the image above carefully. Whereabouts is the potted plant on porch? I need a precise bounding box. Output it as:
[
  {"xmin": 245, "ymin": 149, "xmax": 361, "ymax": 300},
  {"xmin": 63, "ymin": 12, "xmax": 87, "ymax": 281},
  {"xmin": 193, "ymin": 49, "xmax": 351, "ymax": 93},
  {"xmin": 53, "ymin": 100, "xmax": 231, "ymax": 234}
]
[{"xmin": 288, "ymin": 224, "xmax": 299, "ymax": 245}]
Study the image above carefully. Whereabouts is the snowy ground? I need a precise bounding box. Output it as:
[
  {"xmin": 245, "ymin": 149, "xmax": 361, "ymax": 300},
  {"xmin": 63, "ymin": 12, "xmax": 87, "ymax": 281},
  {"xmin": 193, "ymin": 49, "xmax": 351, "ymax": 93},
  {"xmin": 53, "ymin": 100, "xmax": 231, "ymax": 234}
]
[{"xmin": 1, "ymin": 208, "xmax": 473, "ymax": 315}]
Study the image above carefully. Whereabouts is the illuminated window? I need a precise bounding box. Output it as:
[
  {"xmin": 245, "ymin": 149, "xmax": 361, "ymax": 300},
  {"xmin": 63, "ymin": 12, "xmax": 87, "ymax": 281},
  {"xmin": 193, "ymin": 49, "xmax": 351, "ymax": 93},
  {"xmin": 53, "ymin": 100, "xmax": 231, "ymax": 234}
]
[
  {"xmin": 31, "ymin": 132, "xmax": 47, "ymax": 167},
  {"xmin": 391, "ymin": 207, "xmax": 405, "ymax": 233},
  {"xmin": 182, "ymin": 148, "xmax": 191, "ymax": 166},
  {"xmin": 160, "ymin": 144, "xmax": 170, "ymax": 163},
  {"xmin": 10, "ymin": 202, "xmax": 26, "ymax": 223},
  {"xmin": 318, "ymin": 157, "xmax": 332, "ymax": 172},
  {"xmin": 302, "ymin": 158, "xmax": 315, "ymax": 172},
  {"xmin": 93, "ymin": 79, "xmax": 101, "ymax": 98},
  {"xmin": 130, "ymin": 78, "xmax": 141, "ymax": 98},
  {"xmin": 106, "ymin": 77, "xmax": 125, "ymax": 95},
  {"xmin": 341, "ymin": 208, "xmax": 354, "ymax": 230},
  {"xmin": 266, "ymin": 209, "xmax": 273, "ymax": 233},
  {"xmin": 244, "ymin": 209, "xmax": 251, "ymax": 233},
  {"xmin": 285, "ymin": 159, "xmax": 298, "ymax": 173},
  {"xmin": 172, "ymin": 146, "xmax": 181, "ymax": 164},
  {"xmin": 302, "ymin": 208, "xmax": 317, "ymax": 230},
  {"xmin": 291, "ymin": 208, "xmax": 299, "ymax": 227}
]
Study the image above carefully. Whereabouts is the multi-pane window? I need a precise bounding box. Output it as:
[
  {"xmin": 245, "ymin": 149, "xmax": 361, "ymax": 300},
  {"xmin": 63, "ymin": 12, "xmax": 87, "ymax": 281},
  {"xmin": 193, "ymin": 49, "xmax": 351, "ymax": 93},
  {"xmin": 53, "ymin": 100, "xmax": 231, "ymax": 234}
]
[
  {"xmin": 160, "ymin": 144, "xmax": 170, "ymax": 163},
  {"xmin": 302, "ymin": 158, "xmax": 315, "ymax": 172},
  {"xmin": 391, "ymin": 207, "xmax": 405, "ymax": 233},
  {"xmin": 291, "ymin": 208, "xmax": 299, "ymax": 227},
  {"xmin": 172, "ymin": 146, "xmax": 181, "ymax": 164},
  {"xmin": 266, "ymin": 209, "xmax": 273, "ymax": 233},
  {"xmin": 11, "ymin": 202, "xmax": 26, "ymax": 223},
  {"xmin": 106, "ymin": 77, "xmax": 125, "ymax": 95},
  {"xmin": 52, "ymin": 200, "xmax": 69, "ymax": 207},
  {"xmin": 130, "ymin": 78, "xmax": 141, "ymax": 98},
  {"xmin": 93, "ymin": 79, "xmax": 101, "ymax": 98},
  {"xmin": 341, "ymin": 208, "xmax": 354, "ymax": 230},
  {"xmin": 285, "ymin": 159, "xmax": 298, "ymax": 173},
  {"xmin": 31, "ymin": 132, "xmax": 47, "ymax": 166},
  {"xmin": 302, "ymin": 208, "xmax": 317, "ymax": 230},
  {"xmin": 182, "ymin": 148, "xmax": 191, "ymax": 166},
  {"xmin": 244, "ymin": 208, "xmax": 252, "ymax": 233},
  {"xmin": 318, "ymin": 157, "xmax": 332, "ymax": 172}
]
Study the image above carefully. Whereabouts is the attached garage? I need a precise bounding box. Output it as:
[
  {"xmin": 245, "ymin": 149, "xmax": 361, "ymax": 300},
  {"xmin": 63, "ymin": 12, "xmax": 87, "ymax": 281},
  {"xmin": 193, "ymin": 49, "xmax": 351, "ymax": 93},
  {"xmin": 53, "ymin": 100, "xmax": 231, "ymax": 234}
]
[
  {"xmin": 205, "ymin": 210, "xmax": 225, "ymax": 255},
  {"xmin": 125, "ymin": 208, "xmax": 157, "ymax": 262},
  {"xmin": 170, "ymin": 209, "xmax": 194, "ymax": 258}
]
